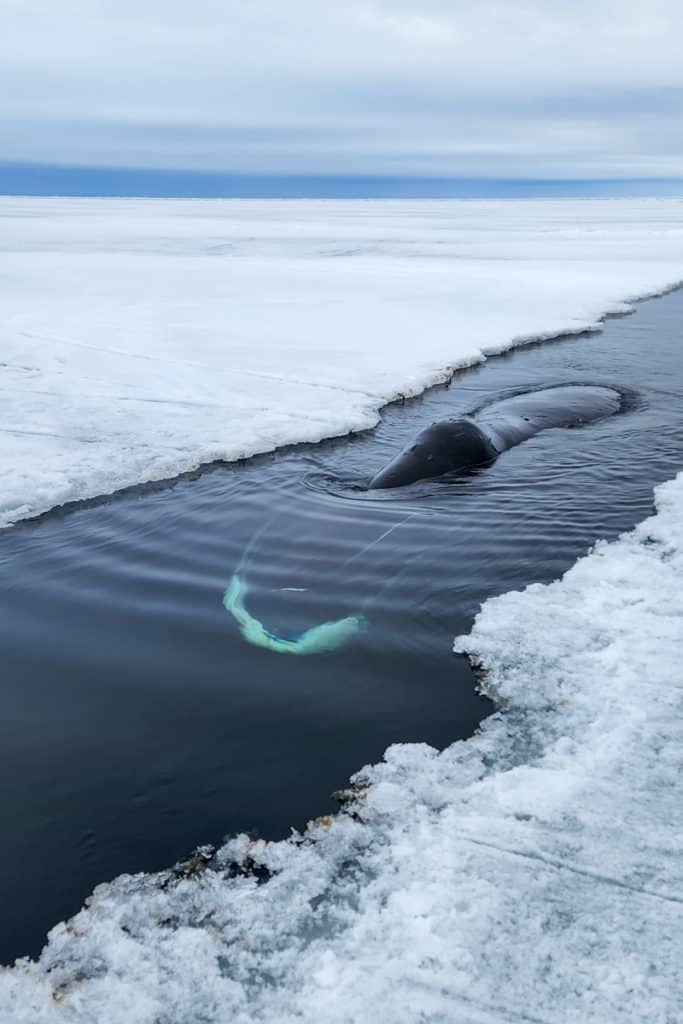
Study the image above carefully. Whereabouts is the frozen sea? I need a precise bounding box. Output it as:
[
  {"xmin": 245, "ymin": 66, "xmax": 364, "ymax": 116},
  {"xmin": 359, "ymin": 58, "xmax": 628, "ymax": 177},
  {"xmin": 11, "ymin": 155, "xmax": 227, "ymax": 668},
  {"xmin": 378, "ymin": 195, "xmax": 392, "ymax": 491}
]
[
  {"xmin": 0, "ymin": 197, "xmax": 682, "ymax": 1022},
  {"xmin": 2, "ymin": 196, "xmax": 683, "ymax": 529}
]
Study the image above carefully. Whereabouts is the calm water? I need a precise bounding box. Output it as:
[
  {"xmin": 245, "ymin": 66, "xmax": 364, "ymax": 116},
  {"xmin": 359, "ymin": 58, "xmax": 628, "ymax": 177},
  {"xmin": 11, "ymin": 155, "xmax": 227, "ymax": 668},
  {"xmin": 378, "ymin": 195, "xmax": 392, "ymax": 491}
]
[{"xmin": 2, "ymin": 289, "xmax": 683, "ymax": 963}]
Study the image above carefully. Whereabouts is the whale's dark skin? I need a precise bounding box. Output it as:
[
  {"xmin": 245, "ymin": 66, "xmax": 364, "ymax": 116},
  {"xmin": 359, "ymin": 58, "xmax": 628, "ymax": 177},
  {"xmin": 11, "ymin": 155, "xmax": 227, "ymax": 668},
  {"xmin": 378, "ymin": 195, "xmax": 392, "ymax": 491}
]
[
  {"xmin": 369, "ymin": 418, "xmax": 498, "ymax": 490},
  {"xmin": 369, "ymin": 384, "xmax": 622, "ymax": 489}
]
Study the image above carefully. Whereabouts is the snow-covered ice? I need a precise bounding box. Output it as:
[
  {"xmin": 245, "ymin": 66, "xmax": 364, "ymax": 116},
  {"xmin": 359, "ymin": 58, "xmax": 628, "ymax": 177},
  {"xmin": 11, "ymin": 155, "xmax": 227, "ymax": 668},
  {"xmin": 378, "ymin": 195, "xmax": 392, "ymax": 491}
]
[
  {"xmin": 2, "ymin": 470, "xmax": 681, "ymax": 1022},
  {"xmin": 2, "ymin": 196, "xmax": 683, "ymax": 526}
]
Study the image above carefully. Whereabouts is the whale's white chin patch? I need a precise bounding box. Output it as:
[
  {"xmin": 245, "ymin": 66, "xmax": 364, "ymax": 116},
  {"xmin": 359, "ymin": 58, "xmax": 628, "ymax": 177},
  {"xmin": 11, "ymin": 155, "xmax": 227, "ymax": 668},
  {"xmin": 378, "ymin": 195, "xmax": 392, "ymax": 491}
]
[{"xmin": 223, "ymin": 573, "xmax": 365, "ymax": 655}]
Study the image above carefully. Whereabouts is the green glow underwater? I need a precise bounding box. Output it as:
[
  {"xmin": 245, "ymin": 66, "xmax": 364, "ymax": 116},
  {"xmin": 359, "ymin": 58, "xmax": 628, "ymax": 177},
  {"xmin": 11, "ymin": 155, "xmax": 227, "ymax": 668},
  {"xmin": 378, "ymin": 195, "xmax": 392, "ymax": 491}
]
[{"xmin": 223, "ymin": 573, "xmax": 366, "ymax": 655}]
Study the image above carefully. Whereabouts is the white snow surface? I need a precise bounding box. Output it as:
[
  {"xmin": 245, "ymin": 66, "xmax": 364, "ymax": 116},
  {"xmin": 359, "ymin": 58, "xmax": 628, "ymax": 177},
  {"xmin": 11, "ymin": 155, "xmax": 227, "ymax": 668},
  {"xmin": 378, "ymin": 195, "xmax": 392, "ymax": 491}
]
[
  {"xmin": 2, "ymin": 196, "xmax": 683, "ymax": 526},
  {"xmin": 2, "ymin": 470, "xmax": 682, "ymax": 1022}
]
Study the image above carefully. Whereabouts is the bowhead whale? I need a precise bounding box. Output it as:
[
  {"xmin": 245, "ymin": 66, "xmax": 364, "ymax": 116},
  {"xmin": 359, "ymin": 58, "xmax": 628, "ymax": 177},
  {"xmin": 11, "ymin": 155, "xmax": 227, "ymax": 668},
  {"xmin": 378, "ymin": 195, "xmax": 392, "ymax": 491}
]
[
  {"xmin": 369, "ymin": 384, "xmax": 622, "ymax": 489},
  {"xmin": 224, "ymin": 384, "xmax": 623, "ymax": 655}
]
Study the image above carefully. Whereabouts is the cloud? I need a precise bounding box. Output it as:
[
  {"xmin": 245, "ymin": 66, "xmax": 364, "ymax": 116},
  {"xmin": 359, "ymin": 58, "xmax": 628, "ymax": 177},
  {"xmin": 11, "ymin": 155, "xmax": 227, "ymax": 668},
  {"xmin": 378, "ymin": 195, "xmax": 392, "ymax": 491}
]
[{"xmin": 2, "ymin": 0, "xmax": 683, "ymax": 177}]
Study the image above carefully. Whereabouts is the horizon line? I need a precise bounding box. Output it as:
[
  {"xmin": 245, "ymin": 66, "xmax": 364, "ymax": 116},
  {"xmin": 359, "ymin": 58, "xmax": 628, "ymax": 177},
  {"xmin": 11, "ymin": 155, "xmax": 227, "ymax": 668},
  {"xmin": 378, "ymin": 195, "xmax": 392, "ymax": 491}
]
[{"xmin": 1, "ymin": 162, "xmax": 683, "ymax": 200}]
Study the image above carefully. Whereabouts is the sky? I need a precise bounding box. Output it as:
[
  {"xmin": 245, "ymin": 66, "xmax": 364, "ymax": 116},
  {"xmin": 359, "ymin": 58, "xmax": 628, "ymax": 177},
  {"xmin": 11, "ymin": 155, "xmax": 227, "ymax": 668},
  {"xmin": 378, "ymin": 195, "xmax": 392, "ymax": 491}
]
[{"xmin": 2, "ymin": 0, "xmax": 683, "ymax": 183}]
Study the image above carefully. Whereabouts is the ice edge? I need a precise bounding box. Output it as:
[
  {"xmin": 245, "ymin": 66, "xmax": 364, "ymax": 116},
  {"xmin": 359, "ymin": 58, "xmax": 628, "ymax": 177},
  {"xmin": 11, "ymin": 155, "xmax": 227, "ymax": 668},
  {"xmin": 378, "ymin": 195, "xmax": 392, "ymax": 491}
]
[
  {"xmin": 4, "ymin": 277, "xmax": 683, "ymax": 531},
  {"xmin": 2, "ymin": 470, "xmax": 681, "ymax": 1022}
]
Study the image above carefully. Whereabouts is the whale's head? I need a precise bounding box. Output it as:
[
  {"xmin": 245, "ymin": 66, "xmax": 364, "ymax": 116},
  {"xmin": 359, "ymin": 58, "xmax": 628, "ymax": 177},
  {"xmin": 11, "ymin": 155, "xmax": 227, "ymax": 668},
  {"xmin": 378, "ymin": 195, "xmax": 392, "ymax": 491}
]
[{"xmin": 369, "ymin": 418, "xmax": 497, "ymax": 489}]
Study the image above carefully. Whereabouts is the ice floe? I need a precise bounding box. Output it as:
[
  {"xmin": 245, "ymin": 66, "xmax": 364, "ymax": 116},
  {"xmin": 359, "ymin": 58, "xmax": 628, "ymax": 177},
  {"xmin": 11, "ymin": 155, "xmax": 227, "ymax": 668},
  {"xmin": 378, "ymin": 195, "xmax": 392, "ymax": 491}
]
[
  {"xmin": 2, "ymin": 196, "xmax": 683, "ymax": 526},
  {"xmin": 2, "ymin": 470, "xmax": 681, "ymax": 1022}
]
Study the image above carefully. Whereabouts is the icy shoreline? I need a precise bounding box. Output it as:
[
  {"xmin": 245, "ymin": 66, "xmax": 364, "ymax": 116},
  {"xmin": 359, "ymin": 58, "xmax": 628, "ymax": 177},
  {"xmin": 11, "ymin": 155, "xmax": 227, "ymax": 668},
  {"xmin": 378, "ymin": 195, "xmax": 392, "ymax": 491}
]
[
  {"xmin": 2, "ymin": 198, "xmax": 682, "ymax": 1021},
  {"xmin": 2, "ymin": 470, "xmax": 681, "ymax": 1022},
  {"xmin": 2, "ymin": 196, "xmax": 683, "ymax": 527}
]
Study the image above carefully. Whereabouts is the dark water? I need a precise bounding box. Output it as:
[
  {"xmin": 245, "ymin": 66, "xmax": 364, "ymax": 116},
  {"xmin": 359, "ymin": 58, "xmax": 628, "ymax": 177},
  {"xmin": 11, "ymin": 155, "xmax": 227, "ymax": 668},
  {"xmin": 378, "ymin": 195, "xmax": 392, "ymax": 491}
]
[
  {"xmin": 2, "ymin": 289, "xmax": 683, "ymax": 964},
  {"xmin": 4, "ymin": 164, "xmax": 683, "ymax": 198}
]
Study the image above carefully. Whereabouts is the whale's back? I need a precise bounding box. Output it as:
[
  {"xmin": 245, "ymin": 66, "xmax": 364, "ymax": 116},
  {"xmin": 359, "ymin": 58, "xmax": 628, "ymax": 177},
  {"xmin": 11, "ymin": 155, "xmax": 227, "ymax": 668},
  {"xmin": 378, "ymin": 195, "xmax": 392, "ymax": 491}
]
[
  {"xmin": 474, "ymin": 384, "xmax": 622, "ymax": 451},
  {"xmin": 369, "ymin": 384, "xmax": 623, "ymax": 489}
]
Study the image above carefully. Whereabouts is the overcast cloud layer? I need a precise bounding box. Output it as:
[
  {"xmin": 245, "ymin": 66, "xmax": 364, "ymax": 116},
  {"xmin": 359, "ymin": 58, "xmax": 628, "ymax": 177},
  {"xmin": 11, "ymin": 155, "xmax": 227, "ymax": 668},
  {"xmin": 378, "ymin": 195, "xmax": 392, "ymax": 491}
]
[{"xmin": 3, "ymin": 0, "xmax": 683, "ymax": 178}]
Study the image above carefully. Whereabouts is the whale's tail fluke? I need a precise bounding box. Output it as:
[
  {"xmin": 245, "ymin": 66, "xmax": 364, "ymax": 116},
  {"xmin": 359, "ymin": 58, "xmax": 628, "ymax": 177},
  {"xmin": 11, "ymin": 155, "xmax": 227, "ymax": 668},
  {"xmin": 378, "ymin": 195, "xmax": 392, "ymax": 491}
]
[{"xmin": 223, "ymin": 573, "xmax": 365, "ymax": 655}]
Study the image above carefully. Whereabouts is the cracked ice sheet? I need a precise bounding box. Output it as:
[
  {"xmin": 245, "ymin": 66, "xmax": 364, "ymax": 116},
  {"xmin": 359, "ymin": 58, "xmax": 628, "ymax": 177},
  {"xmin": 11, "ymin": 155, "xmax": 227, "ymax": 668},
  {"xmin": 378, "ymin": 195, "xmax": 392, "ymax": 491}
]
[
  {"xmin": 2, "ymin": 196, "xmax": 683, "ymax": 526},
  {"xmin": 2, "ymin": 472, "xmax": 682, "ymax": 1022}
]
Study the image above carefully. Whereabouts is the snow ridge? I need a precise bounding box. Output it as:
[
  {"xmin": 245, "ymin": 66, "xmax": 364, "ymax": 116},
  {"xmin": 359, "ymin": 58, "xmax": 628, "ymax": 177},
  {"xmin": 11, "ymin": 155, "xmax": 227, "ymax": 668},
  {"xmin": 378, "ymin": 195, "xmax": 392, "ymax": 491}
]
[{"xmin": 3, "ymin": 471, "xmax": 682, "ymax": 1023}]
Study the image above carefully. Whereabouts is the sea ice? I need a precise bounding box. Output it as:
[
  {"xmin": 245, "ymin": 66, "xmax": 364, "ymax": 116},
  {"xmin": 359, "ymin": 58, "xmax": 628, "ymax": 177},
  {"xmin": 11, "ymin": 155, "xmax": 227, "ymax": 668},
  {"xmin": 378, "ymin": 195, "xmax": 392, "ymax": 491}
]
[
  {"xmin": 1, "ymin": 197, "xmax": 682, "ymax": 1023},
  {"xmin": 2, "ymin": 196, "xmax": 683, "ymax": 526}
]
